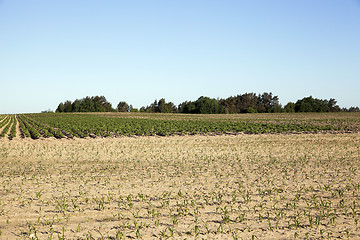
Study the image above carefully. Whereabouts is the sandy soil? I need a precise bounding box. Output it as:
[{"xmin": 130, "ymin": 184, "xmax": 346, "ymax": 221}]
[
  {"xmin": 0, "ymin": 133, "xmax": 360, "ymax": 239},
  {"xmin": 14, "ymin": 115, "xmax": 22, "ymax": 139}
]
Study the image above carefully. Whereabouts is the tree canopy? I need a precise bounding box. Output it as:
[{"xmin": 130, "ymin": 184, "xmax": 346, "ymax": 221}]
[
  {"xmin": 56, "ymin": 96, "xmax": 115, "ymax": 113},
  {"xmin": 293, "ymin": 96, "xmax": 340, "ymax": 112},
  {"xmin": 55, "ymin": 94, "xmax": 357, "ymax": 114}
]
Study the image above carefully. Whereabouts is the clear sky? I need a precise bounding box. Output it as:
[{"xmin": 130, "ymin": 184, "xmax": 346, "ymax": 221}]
[{"xmin": 1, "ymin": 0, "xmax": 359, "ymax": 113}]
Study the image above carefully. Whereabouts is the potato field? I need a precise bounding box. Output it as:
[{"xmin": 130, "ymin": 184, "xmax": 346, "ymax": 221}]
[
  {"xmin": 0, "ymin": 112, "xmax": 360, "ymax": 140},
  {"xmin": 0, "ymin": 113, "xmax": 360, "ymax": 239}
]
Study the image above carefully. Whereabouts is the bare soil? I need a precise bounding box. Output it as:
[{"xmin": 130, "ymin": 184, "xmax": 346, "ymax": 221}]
[{"xmin": 0, "ymin": 133, "xmax": 359, "ymax": 239}]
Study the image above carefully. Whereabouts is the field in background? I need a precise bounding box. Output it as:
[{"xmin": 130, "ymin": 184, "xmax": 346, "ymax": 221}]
[
  {"xmin": 0, "ymin": 113, "xmax": 360, "ymax": 239},
  {"xmin": 0, "ymin": 112, "xmax": 359, "ymax": 140}
]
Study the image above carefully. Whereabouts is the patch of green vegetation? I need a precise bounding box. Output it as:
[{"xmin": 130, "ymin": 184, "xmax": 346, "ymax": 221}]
[{"xmin": 19, "ymin": 112, "xmax": 360, "ymax": 139}]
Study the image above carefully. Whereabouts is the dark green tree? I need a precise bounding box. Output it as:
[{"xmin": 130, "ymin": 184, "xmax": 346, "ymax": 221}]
[
  {"xmin": 55, "ymin": 102, "xmax": 65, "ymax": 113},
  {"xmin": 258, "ymin": 92, "xmax": 281, "ymax": 113},
  {"xmin": 63, "ymin": 100, "xmax": 73, "ymax": 112},
  {"xmin": 129, "ymin": 105, "xmax": 139, "ymax": 112},
  {"xmin": 294, "ymin": 96, "xmax": 340, "ymax": 112},
  {"xmin": 328, "ymin": 98, "xmax": 340, "ymax": 112},
  {"xmin": 284, "ymin": 102, "xmax": 295, "ymax": 113},
  {"xmin": 158, "ymin": 98, "xmax": 176, "ymax": 113},
  {"xmin": 347, "ymin": 107, "xmax": 360, "ymax": 112},
  {"xmin": 55, "ymin": 96, "xmax": 115, "ymax": 113},
  {"xmin": 195, "ymin": 96, "xmax": 224, "ymax": 114},
  {"xmin": 72, "ymin": 99, "xmax": 81, "ymax": 112},
  {"xmin": 145, "ymin": 99, "xmax": 177, "ymax": 113},
  {"xmin": 179, "ymin": 101, "xmax": 197, "ymax": 113},
  {"xmin": 117, "ymin": 101, "xmax": 130, "ymax": 112}
]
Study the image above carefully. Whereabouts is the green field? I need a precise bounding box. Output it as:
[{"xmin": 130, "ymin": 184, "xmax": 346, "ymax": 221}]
[{"xmin": 0, "ymin": 112, "xmax": 359, "ymax": 140}]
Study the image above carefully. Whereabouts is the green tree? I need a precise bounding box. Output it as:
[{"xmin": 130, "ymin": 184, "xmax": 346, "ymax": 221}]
[
  {"xmin": 195, "ymin": 96, "xmax": 224, "ymax": 114},
  {"xmin": 348, "ymin": 107, "xmax": 360, "ymax": 112},
  {"xmin": 145, "ymin": 99, "xmax": 176, "ymax": 113},
  {"xmin": 294, "ymin": 96, "xmax": 339, "ymax": 112},
  {"xmin": 56, "ymin": 102, "xmax": 65, "ymax": 113},
  {"xmin": 63, "ymin": 100, "xmax": 73, "ymax": 112},
  {"xmin": 129, "ymin": 105, "xmax": 139, "ymax": 112},
  {"xmin": 158, "ymin": 98, "xmax": 176, "ymax": 113},
  {"xmin": 72, "ymin": 99, "xmax": 81, "ymax": 112},
  {"xmin": 117, "ymin": 101, "xmax": 130, "ymax": 112},
  {"xmin": 258, "ymin": 92, "xmax": 281, "ymax": 113},
  {"xmin": 56, "ymin": 96, "xmax": 115, "ymax": 113},
  {"xmin": 179, "ymin": 101, "xmax": 197, "ymax": 113},
  {"xmin": 284, "ymin": 102, "xmax": 295, "ymax": 113},
  {"xmin": 328, "ymin": 98, "xmax": 340, "ymax": 112}
]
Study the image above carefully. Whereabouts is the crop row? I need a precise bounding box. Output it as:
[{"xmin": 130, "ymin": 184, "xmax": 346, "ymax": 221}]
[
  {"xmin": 9, "ymin": 115, "xmax": 17, "ymax": 139},
  {"xmin": 0, "ymin": 115, "xmax": 10, "ymax": 129},
  {"xmin": 0, "ymin": 115, "xmax": 7, "ymax": 123},
  {"xmin": 26, "ymin": 113, "xmax": 335, "ymax": 139},
  {"xmin": 23, "ymin": 115, "xmax": 65, "ymax": 138},
  {"xmin": 0, "ymin": 115, "xmax": 15, "ymax": 139},
  {"xmin": 2, "ymin": 112, "xmax": 357, "ymax": 140},
  {"xmin": 17, "ymin": 115, "xmax": 66, "ymax": 139}
]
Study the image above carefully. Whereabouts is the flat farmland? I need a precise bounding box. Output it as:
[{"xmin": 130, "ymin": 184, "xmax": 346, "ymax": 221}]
[{"xmin": 0, "ymin": 113, "xmax": 360, "ymax": 239}]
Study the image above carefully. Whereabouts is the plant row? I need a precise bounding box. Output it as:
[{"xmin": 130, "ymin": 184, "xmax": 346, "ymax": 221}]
[
  {"xmin": 0, "ymin": 115, "xmax": 15, "ymax": 138},
  {"xmin": 4, "ymin": 112, "xmax": 356, "ymax": 140},
  {"xmin": 26, "ymin": 113, "xmax": 336, "ymax": 139},
  {"xmin": 23, "ymin": 115, "xmax": 65, "ymax": 138},
  {"xmin": 0, "ymin": 115, "xmax": 10, "ymax": 129},
  {"xmin": 0, "ymin": 115, "xmax": 7, "ymax": 123},
  {"xmin": 9, "ymin": 115, "xmax": 17, "ymax": 139},
  {"xmin": 17, "ymin": 115, "xmax": 66, "ymax": 139}
]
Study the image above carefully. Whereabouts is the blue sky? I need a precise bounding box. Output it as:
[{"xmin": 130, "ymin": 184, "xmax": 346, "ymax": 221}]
[{"xmin": 1, "ymin": 0, "xmax": 359, "ymax": 113}]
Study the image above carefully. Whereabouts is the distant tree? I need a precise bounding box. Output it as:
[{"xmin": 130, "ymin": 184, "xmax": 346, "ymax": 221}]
[
  {"xmin": 80, "ymin": 97, "xmax": 95, "ymax": 112},
  {"xmin": 56, "ymin": 102, "xmax": 65, "ymax": 113},
  {"xmin": 55, "ymin": 96, "xmax": 115, "ymax": 113},
  {"xmin": 54, "ymin": 93, "xmax": 349, "ymax": 115},
  {"xmin": 72, "ymin": 99, "xmax": 81, "ymax": 112},
  {"xmin": 295, "ymin": 96, "xmax": 339, "ymax": 112},
  {"xmin": 129, "ymin": 105, "xmax": 139, "ymax": 112},
  {"xmin": 295, "ymin": 96, "xmax": 315, "ymax": 112},
  {"xmin": 179, "ymin": 101, "xmax": 197, "ymax": 113},
  {"xmin": 158, "ymin": 99, "xmax": 167, "ymax": 113},
  {"xmin": 144, "ymin": 99, "xmax": 177, "ymax": 113},
  {"xmin": 347, "ymin": 107, "xmax": 360, "ymax": 112},
  {"xmin": 195, "ymin": 96, "xmax": 224, "ymax": 114},
  {"xmin": 41, "ymin": 109, "xmax": 54, "ymax": 113},
  {"xmin": 219, "ymin": 96, "xmax": 237, "ymax": 113},
  {"xmin": 219, "ymin": 92, "xmax": 280, "ymax": 113},
  {"xmin": 328, "ymin": 98, "xmax": 340, "ymax": 112},
  {"xmin": 158, "ymin": 98, "xmax": 176, "ymax": 113},
  {"xmin": 93, "ymin": 96, "xmax": 114, "ymax": 112},
  {"xmin": 117, "ymin": 101, "xmax": 130, "ymax": 112},
  {"xmin": 63, "ymin": 100, "xmax": 73, "ymax": 112},
  {"xmin": 284, "ymin": 102, "xmax": 295, "ymax": 113},
  {"xmin": 146, "ymin": 100, "xmax": 158, "ymax": 112},
  {"xmin": 257, "ymin": 92, "xmax": 281, "ymax": 113},
  {"xmin": 237, "ymin": 93, "xmax": 258, "ymax": 113}
]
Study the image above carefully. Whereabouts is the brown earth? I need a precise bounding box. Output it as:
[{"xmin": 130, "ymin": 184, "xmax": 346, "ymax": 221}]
[
  {"xmin": 14, "ymin": 115, "xmax": 22, "ymax": 139},
  {"xmin": 0, "ymin": 133, "xmax": 359, "ymax": 239}
]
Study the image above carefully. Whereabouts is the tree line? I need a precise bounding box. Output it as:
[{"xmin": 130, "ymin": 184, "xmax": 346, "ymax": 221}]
[{"xmin": 55, "ymin": 94, "xmax": 359, "ymax": 114}]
